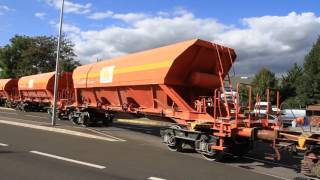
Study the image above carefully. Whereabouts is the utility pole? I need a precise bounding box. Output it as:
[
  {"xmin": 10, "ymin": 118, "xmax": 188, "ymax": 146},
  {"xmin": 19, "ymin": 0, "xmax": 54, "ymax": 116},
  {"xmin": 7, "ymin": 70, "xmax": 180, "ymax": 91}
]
[{"xmin": 51, "ymin": 0, "xmax": 65, "ymax": 127}]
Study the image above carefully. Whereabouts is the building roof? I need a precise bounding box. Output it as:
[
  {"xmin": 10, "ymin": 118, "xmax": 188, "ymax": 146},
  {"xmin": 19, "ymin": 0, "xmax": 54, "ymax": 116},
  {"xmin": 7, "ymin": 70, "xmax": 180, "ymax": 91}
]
[{"xmin": 307, "ymin": 104, "xmax": 320, "ymax": 111}]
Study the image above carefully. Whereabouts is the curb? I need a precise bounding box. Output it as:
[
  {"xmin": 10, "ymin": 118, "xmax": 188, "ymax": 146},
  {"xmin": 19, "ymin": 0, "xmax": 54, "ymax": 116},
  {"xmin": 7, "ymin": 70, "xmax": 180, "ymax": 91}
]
[
  {"xmin": 0, "ymin": 119, "xmax": 123, "ymax": 142},
  {"xmin": 115, "ymin": 118, "xmax": 172, "ymax": 126},
  {"xmin": 0, "ymin": 107, "xmax": 16, "ymax": 111}
]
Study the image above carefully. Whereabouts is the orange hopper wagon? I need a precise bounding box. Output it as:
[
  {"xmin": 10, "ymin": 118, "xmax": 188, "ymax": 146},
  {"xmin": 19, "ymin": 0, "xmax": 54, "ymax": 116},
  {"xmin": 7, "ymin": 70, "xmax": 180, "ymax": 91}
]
[
  {"xmin": 17, "ymin": 72, "xmax": 74, "ymax": 116},
  {"xmin": 70, "ymin": 39, "xmax": 234, "ymax": 125},
  {"xmin": 61, "ymin": 39, "xmax": 320, "ymax": 177},
  {"xmin": 0, "ymin": 79, "xmax": 19, "ymax": 107}
]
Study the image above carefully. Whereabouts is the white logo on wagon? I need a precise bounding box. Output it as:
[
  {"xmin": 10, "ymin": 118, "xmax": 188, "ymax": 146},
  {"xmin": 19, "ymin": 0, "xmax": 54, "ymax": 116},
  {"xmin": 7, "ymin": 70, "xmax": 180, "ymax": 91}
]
[
  {"xmin": 100, "ymin": 66, "xmax": 115, "ymax": 83},
  {"xmin": 28, "ymin": 79, "xmax": 34, "ymax": 89}
]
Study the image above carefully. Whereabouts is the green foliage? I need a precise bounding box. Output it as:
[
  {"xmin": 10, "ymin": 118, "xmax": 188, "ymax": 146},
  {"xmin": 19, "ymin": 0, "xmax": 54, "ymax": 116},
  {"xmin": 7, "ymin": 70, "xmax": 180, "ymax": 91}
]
[
  {"xmin": 296, "ymin": 36, "xmax": 320, "ymax": 106},
  {"xmin": 0, "ymin": 35, "xmax": 33, "ymax": 78},
  {"xmin": 237, "ymin": 85, "xmax": 253, "ymax": 107},
  {"xmin": 279, "ymin": 63, "xmax": 303, "ymax": 108},
  {"xmin": 251, "ymin": 68, "xmax": 278, "ymax": 102},
  {"xmin": 0, "ymin": 35, "xmax": 80, "ymax": 78}
]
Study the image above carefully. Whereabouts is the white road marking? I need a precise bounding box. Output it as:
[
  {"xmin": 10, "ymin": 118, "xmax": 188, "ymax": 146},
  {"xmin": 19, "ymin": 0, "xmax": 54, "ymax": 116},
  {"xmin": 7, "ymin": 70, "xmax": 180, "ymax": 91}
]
[
  {"xmin": 0, "ymin": 107, "xmax": 16, "ymax": 111},
  {"xmin": 0, "ymin": 119, "xmax": 121, "ymax": 142},
  {"xmin": 0, "ymin": 112, "xmax": 17, "ymax": 115},
  {"xmin": 0, "ymin": 116, "xmax": 51, "ymax": 125},
  {"xmin": 0, "ymin": 143, "xmax": 8, "ymax": 147},
  {"xmin": 87, "ymin": 128, "xmax": 126, "ymax": 142},
  {"xmin": 147, "ymin": 177, "xmax": 167, "ymax": 180},
  {"xmin": 25, "ymin": 115, "xmax": 48, "ymax": 119},
  {"xmin": 30, "ymin": 150, "xmax": 106, "ymax": 169}
]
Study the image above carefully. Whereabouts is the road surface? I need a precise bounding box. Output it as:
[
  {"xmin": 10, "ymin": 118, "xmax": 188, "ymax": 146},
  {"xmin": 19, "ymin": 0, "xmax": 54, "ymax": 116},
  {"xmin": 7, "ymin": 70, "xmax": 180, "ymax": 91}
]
[{"xmin": 0, "ymin": 108, "xmax": 312, "ymax": 180}]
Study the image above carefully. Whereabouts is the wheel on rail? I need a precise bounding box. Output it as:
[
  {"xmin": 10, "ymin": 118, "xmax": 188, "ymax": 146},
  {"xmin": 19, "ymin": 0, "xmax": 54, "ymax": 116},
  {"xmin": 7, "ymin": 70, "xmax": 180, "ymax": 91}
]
[
  {"xmin": 163, "ymin": 125, "xmax": 183, "ymax": 152},
  {"xmin": 196, "ymin": 135, "xmax": 223, "ymax": 161},
  {"xmin": 312, "ymin": 162, "xmax": 320, "ymax": 178},
  {"xmin": 76, "ymin": 111, "xmax": 91, "ymax": 127},
  {"xmin": 68, "ymin": 112, "xmax": 78, "ymax": 125},
  {"xmin": 302, "ymin": 149, "xmax": 320, "ymax": 178}
]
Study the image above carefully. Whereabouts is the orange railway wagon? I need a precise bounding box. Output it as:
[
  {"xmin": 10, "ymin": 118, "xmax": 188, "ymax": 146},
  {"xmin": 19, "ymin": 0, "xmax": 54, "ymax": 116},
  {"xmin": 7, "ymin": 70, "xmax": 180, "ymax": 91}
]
[
  {"xmin": 70, "ymin": 39, "xmax": 234, "ymax": 125},
  {"xmin": 17, "ymin": 72, "xmax": 74, "ymax": 116},
  {"xmin": 69, "ymin": 39, "xmax": 320, "ymax": 177},
  {"xmin": 0, "ymin": 79, "xmax": 19, "ymax": 107}
]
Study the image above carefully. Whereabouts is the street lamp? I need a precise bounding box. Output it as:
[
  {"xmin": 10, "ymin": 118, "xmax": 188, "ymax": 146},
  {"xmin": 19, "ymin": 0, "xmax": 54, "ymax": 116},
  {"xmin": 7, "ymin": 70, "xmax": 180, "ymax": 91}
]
[{"xmin": 51, "ymin": 0, "xmax": 65, "ymax": 126}]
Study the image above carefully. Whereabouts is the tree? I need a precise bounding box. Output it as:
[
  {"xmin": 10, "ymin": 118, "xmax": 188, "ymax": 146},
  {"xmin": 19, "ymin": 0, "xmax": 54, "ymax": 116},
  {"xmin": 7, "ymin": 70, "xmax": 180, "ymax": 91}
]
[
  {"xmin": 251, "ymin": 68, "xmax": 278, "ymax": 102},
  {"xmin": 0, "ymin": 34, "xmax": 80, "ymax": 78},
  {"xmin": 0, "ymin": 35, "xmax": 33, "ymax": 78},
  {"xmin": 280, "ymin": 63, "xmax": 303, "ymax": 108},
  {"xmin": 296, "ymin": 36, "xmax": 320, "ymax": 106}
]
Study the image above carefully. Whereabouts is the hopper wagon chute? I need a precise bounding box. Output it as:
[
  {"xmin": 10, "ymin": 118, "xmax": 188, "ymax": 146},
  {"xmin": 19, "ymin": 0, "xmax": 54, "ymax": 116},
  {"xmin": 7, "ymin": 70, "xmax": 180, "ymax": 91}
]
[
  {"xmin": 70, "ymin": 39, "xmax": 234, "ymax": 126},
  {"xmin": 0, "ymin": 79, "xmax": 19, "ymax": 107},
  {"xmin": 17, "ymin": 72, "xmax": 74, "ymax": 115}
]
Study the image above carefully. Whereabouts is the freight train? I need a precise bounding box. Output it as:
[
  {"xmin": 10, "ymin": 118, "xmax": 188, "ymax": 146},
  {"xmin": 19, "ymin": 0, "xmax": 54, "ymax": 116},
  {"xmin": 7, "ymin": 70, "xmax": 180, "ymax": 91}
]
[{"xmin": 0, "ymin": 39, "xmax": 319, "ymax": 177}]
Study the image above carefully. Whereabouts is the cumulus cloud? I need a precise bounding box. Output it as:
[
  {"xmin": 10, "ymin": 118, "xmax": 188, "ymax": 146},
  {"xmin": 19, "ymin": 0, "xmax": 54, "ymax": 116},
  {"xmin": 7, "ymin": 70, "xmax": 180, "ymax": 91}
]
[
  {"xmin": 50, "ymin": 20, "xmax": 81, "ymax": 34},
  {"xmin": 0, "ymin": 5, "xmax": 14, "ymax": 15},
  {"xmin": 34, "ymin": 12, "xmax": 47, "ymax": 19},
  {"xmin": 217, "ymin": 12, "xmax": 320, "ymax": 75},
  {"xmin": 45, "ymin": 0, "xmax": 91, "ymax": 14},
  {"xmin": 87, "ymin": 11, "xmax": 113, "ymax": 20},
  {"xmin": 88, "ymin": 11, "xmax": 148, "ymax": 22},
  {"xmin": 63, "ymin": 10, "xmax": 320, "ymax": 75}
]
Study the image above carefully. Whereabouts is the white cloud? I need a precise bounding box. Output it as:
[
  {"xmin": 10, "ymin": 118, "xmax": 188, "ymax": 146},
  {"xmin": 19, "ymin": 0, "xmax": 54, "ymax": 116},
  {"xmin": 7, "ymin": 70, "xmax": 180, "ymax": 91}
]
[
  {"xmin": 87, "ymin": 11, "xmax": 113, "ymax": 20},
  {"xmin": 216, "ymin": 12, "xmax": 320, "ymax": 75},
  {"xmin": 70, "ymin": 10, "xmax": 226, "ymax": 63},
  {"xmin": 62, "ymin": 10, "xmax": 320, "ymax": 75},
  {"xmin": 63, "ymin": 23, "xmax": 81, "ymax": 33},
  {"xmin": 88, "ymin": 11, "xmax": 148, "ymax": 22},
  {"xmin": 0, "ymin": 5, "xmax": 10, "ymax": 11},
  {"xmin": 0, "ymin": 5, "xmax": 14, "ymax": 15},
  {"xmin": 34, "ymin": 12, "xmax": 47, "ymax": 19},
  {"xmin": 45, "ymin": 0, "xmax": 91, "ymax": 14},
  {"xmin": 50, "ymin": 20, "xmax": 81, "ymax": 34}
]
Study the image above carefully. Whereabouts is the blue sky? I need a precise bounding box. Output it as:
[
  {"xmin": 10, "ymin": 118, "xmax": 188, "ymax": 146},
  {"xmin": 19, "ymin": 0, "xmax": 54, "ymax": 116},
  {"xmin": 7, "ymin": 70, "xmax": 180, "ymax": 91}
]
[
  {"xmin": 1, "ymin": 0, "xmax": 319, "ymax": 45},
  {"xmin": 1, "ymin": 0, "xmax": 320, "ymax": 75}
]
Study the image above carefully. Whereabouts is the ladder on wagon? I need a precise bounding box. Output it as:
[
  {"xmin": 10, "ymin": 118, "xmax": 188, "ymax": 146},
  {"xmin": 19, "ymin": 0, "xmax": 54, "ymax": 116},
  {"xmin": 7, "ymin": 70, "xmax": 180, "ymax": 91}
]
[{"xmin": 214, "ymin": 43, "xmax": 237, "ymax": 119}]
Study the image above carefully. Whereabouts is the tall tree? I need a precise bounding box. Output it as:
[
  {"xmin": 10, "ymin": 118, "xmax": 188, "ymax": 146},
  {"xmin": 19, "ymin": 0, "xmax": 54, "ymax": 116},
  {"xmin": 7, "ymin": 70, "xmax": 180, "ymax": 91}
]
[
  {"xmin": 0, "ymin": 34, "xmax": 80, "ymax": 78},
  {"xmin": 296, "ymin": 36, "xmax": 320, "ymax": 106},
  {"xmin": 280, "ymin": 63, "xmax": 303, "ymax": 108},
  {"xmin": 0, "ymin": 35, "xmax": 33, "ymax": 78},
  {"xmin": 251, "ymin": 68, "xmax": 278, "ymax": 102}
]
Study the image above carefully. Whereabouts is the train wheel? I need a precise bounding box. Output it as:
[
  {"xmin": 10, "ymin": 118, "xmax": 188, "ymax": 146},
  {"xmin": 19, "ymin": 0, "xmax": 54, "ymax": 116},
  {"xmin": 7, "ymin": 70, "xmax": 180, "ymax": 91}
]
[
  {"xmin": 77, "ymin": 112, "xmax": 90, "ymax": 127},
  {"xmin": 163, "ymin": 125, "xmax": 183, "ymax": 152},
  {"xmin": 68, "ymin": 112, "xmax": 77, "ymax": 125},
  {"xmin": 312, "ymin": 162, "xmax": 320, "ymax": 178},
  {"xmin": 197, "ymin": 135, "xmax": 223, "ymax": 161},
  {"xmin": 302, "ymin": 150, "xmax": 320, "ymax": 177}
]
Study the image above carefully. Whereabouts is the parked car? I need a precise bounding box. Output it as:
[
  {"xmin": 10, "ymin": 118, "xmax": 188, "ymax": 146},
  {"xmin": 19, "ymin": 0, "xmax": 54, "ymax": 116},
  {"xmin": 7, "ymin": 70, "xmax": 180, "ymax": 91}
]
[
  {"xmin": 220, "ymin": 87, "xmax": 238, "ymax": 103},
  {"xmin": 253, "ymin": 101, "xmax": 272, "ymax": 114}
]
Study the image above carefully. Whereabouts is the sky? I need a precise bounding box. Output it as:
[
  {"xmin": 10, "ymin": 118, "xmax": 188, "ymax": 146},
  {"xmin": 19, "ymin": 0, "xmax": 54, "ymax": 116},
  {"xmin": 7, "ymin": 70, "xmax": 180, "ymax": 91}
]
[{"xmin": 0, "ymin": 0, "xmax": 320, "ymax": 76}]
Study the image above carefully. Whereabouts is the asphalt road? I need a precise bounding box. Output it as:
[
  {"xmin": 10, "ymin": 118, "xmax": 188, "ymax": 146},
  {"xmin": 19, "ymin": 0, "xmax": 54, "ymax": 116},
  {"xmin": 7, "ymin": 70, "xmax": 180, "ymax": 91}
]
[{"xmin": 0, "ymin": 108, "xmax": 312, "ymax": 180}]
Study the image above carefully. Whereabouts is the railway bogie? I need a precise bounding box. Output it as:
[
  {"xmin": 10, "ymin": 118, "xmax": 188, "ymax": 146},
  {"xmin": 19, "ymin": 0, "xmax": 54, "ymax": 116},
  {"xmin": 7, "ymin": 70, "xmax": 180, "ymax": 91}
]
[{"xmin": 68, "ymin": 108, "xmax": 114, "ymax": 126}]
